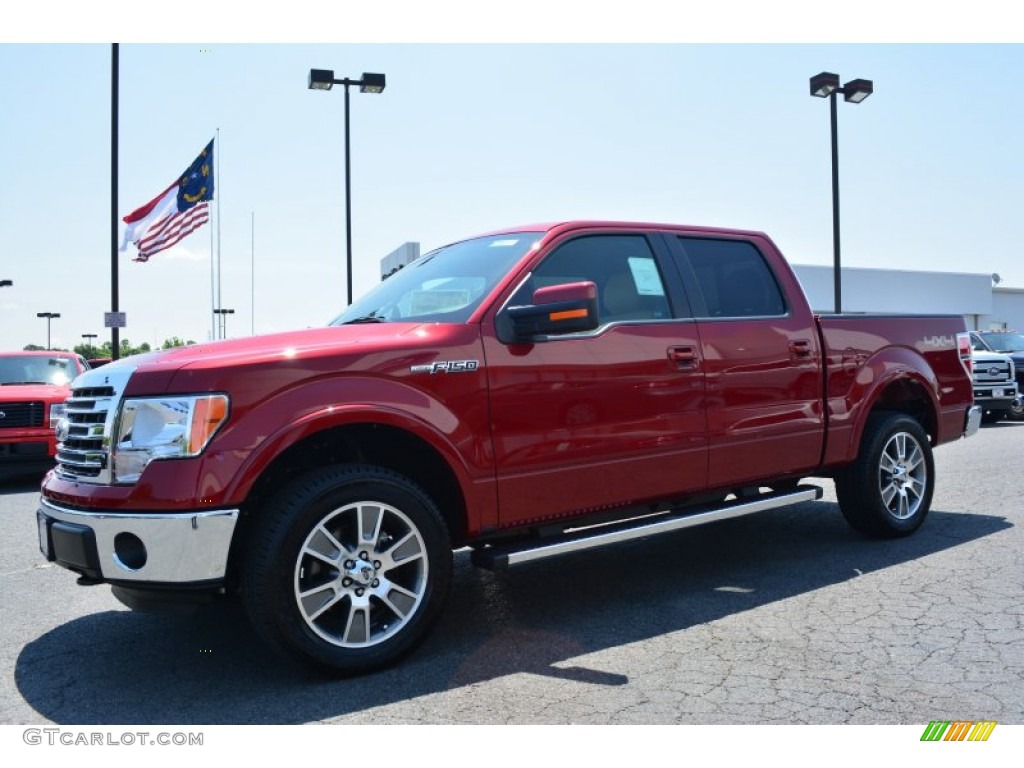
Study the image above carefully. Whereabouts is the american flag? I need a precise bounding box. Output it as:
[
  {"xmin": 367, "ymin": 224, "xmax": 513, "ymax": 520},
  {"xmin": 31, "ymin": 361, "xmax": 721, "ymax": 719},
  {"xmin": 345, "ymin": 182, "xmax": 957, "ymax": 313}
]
[{"xmin": 121, "ymin": 139, "xmax": 215, "ymax": 262}]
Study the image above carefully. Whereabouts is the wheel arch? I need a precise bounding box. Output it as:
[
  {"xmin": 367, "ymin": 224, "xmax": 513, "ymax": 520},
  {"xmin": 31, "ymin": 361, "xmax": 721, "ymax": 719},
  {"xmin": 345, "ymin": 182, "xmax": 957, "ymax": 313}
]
[
  {"xmin": 827, "ymin": 347, "xmax": 943, "ymax": 467},
  {"xmin": 225, "ymin": 419, "xmax": 473, "ymax": 586}
]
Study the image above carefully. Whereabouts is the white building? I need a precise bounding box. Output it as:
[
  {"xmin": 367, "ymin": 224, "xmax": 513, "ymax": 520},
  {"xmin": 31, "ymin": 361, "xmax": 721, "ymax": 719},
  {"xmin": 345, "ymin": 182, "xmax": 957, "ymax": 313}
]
[
  {"xmin": 790, "ymin": 264, "xmax": 1023, "ymax": 331},
  {"xmin": 380, "ymin": 242, "xmax": 420, "ymax": 281}
]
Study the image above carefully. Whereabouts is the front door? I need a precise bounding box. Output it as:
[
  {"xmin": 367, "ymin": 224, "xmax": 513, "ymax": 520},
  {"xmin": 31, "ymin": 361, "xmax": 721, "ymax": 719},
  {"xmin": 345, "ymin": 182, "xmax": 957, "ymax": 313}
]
[{"xmin": 481, "ymin": 232, "xmax": 708, "ymax": 528}]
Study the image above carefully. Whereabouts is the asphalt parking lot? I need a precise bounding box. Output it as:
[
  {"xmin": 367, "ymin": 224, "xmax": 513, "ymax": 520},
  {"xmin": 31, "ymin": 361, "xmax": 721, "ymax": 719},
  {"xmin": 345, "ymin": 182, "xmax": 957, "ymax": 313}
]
[{"xmin": 1, "ymin": 421, "xmax": 1022, "ymax": 726}]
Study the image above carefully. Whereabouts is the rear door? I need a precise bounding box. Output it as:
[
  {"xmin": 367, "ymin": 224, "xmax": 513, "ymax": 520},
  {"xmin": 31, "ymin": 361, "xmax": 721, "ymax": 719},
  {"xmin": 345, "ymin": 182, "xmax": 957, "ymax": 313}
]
[{"xmin": 662, "ymin": 234, "xmax": 824, "ymax": 489}]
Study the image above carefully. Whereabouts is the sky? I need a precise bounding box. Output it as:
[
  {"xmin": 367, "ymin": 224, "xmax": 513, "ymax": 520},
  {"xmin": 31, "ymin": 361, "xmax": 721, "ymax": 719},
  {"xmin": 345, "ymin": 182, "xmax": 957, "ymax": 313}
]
[{"xmin": 1, "ymin": 4, "xmax": 1022, "ymax": 356}]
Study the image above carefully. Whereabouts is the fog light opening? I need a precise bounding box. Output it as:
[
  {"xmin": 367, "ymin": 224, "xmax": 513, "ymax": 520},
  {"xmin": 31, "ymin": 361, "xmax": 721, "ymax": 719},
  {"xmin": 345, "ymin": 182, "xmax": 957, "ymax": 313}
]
[{"xmin": 113, "ymin": 532, "xmax": 147, "ymax": 571}]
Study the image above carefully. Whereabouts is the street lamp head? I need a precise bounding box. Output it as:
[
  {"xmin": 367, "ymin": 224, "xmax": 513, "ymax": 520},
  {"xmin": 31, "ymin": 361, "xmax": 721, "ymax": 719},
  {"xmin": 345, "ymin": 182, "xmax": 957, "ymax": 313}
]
[
  {"xmin": 842, "ymin": 78, "xmax": 874, "ymax": 103},
  {"xmin": 810, "ymin": 72, "xmax": 840, "ymax": 98},
  {"xmin": 309, "ymin": 69, "xmax": 335, "ymax": 91},
  {"xmin": 359, "ymin": 72, "xmax": 386, "ymax": 94},
  {"xmin": 0, "ymin": 279, "xmax": 12, "ymax": 287},
  {"xmin": 37, "ymin": 312, "xmax": 60, "ymax": 319}
]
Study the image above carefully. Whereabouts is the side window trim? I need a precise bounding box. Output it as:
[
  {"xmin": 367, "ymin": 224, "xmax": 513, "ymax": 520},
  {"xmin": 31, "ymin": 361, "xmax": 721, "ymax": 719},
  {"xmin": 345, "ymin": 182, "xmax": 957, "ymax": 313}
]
[
  {"xmin": 648, "ymin": 232, "xmax": 694, "ymax": 320},
  {"xmin": 662, "ymin": 235, "xmax": 711, "ymax": 318}
]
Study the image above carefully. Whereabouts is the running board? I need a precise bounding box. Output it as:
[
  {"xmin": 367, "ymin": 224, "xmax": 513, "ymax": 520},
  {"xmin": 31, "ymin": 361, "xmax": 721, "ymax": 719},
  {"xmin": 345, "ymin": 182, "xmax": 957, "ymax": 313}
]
[{"xmin": 471, "ymin": 485, "xmax": 823, "ymax": 571}]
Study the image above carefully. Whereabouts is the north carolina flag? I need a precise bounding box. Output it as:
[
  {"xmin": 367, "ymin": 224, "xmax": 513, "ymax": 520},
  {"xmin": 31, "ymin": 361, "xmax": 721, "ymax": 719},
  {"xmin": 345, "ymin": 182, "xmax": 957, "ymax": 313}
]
[{"xmin": 121, "ymin": 139, "xmax": 215, "ymax": 262}]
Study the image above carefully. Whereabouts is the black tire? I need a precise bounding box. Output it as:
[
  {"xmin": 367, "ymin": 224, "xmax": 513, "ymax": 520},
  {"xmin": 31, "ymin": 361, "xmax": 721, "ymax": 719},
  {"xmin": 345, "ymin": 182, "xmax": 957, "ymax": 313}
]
[
  {"xmin": 243, "ymin": 464, "xmax": 452, "ymax": 675},
  {"xmin": 1009, "ymin": 398, "xmax": 1024, "ymax": 421},
  {"xmin": 835, "ymin": 413, "xmax": 935, "ymax": 539}
]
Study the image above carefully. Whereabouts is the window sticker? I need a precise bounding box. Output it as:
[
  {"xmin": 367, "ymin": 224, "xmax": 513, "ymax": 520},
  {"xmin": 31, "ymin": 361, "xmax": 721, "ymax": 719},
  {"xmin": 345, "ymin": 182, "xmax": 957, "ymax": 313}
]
[
  {"xmin": 490, "ymin": 239, "xmax": 520, "ymax": 247},
  {"xmin": 627, "ymin": 257, "xmax": 665, "ymax": 296}
]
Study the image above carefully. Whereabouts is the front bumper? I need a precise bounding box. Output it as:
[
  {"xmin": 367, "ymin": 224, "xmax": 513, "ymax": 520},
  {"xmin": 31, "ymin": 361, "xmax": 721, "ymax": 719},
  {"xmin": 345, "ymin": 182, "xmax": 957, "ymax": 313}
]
[{"xmin": 37, "ymin": 498, "xmax": 239, "ymax": 585}]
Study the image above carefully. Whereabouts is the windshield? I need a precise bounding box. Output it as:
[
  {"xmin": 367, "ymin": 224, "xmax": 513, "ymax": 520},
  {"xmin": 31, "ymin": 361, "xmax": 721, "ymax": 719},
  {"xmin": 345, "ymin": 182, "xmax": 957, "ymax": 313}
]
[
  {"xmin": 978, "ymin": 332, "xmax": 1024, "ymax": 353},
  {"xmin": 330, "ymin": 232, "xmax": 542, "ymax": 325},
  {"xmin": 0, "ymin": 355, "xmax": 77, "ymax": 386}
]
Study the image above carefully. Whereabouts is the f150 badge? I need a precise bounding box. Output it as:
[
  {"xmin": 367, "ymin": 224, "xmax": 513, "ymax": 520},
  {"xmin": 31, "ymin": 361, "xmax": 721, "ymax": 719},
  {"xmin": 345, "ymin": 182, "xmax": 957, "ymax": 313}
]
[{"xmin": 410, "ymin": 360, "xmax": 480, "ymax": 375}]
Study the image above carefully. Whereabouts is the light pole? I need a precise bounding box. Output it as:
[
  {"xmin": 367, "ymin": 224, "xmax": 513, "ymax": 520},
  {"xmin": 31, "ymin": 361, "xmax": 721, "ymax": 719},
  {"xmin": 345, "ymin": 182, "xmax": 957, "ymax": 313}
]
[
  {"xmin": 308, "ymin": 69, "xmax": 386, "ymax": 306},
  {"xmin": 82, "ymin": 333, "xmax": 98, "ymax": 357},
  {"xmin": 809, "ymin": 72, "xmax": 873, "ymax": 314},
  {"xmin": 37, "ymin": 312, "xmax": 60, "ymax": 350},
  {"xmin": 214, "ymin": 308, "xmax": 235, "ymax": 339}
]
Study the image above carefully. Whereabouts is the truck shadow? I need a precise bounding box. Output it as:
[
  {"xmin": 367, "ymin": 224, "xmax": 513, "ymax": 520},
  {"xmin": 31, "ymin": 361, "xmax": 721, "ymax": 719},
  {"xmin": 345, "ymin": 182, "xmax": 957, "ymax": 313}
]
[
  {"xmin": 0, "ymin": 476, "xmax": 45, "ymax": 495},
  {"xmin": 14, "ymin": 501, "xmax": 1011, "ymax": 724}
]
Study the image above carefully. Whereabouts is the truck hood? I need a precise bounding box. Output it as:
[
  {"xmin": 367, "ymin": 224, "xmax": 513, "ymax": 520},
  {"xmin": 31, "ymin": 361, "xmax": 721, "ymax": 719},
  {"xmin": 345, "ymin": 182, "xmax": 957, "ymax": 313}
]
[
  {"xmin": 100, "ymin": 324, "xmax": 438, "ymax": 374},
  {"xmin": 0, "ymin": 382, "xmax": 70, "ymax": 403}
]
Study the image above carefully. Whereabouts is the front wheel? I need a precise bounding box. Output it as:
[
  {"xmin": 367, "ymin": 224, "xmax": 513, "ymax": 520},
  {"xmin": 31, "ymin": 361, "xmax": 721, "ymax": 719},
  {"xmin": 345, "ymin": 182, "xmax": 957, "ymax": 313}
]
[
  {"xmin": 1008, "ymin": 397, "xmax": 1024, "ymax": 421},
  {"xmin": 835, "ymin": 413, "xmax": 935, "ymax": 538},
  {"xmin": 243, "ymin": 465, "xmax": 452, "ymax": 675}
]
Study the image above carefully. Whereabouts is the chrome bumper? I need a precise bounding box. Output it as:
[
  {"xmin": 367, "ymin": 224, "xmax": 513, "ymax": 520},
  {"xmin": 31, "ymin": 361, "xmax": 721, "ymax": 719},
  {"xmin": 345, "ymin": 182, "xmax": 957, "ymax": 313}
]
[
  {"xmin": 38, "ymin": 498, "xmax": 239, "ymax": 584},
  {"xmin": 963, "ymin": 405, "xmax": 982, "ymax": 438}
]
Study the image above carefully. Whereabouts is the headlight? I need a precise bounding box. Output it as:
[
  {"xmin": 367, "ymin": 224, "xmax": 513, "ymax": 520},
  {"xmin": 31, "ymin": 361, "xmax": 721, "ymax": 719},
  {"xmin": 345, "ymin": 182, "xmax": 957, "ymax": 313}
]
[
  {"xmin": 112, "ymin": 394, "xmax": 229, "ymax": 483},
  {"xmin": 49, "ymin": 402, "xmax": 67, "ymax": 429}
]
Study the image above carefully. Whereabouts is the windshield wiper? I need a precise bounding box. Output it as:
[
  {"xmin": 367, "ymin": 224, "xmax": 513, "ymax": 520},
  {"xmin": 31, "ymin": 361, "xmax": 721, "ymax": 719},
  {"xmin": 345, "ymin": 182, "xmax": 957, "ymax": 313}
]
[
  {"xmin": 342, "ymin": 315, "xmax": 386, "ymax": 324},
  {"xmin": 1, "ymin": 380, "xmax": 50, "ymax": 386}
]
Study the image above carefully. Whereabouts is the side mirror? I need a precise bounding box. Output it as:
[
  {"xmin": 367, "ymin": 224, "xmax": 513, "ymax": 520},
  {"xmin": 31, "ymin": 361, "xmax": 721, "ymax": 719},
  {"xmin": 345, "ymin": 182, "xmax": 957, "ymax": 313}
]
[{"xmin": 501, "ymin": 281, "xmax": 599, "ymax": 343}]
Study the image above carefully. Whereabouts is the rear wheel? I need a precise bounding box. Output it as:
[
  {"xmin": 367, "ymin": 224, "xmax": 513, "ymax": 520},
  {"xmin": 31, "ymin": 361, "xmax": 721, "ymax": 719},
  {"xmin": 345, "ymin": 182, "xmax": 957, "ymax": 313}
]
[
  {"xmin": 835, "ymin": 413, "xmax": 934, "ymax": 538},
  {"xmin": 243, "ymin": 464, "xmax": 452, "ymax": 675}
]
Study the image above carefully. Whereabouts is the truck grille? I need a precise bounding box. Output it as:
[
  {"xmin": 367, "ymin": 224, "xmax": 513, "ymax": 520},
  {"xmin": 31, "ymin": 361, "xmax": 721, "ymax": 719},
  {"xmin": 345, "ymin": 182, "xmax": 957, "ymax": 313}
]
[
  {"xmin": 56, "ymin": 387, "xmax": 115, "ymax": 479},
  {"xmin": 0, "ymin": 401, "xmax": 45, "ymax": 429},
  {"xmin": 54, "ymin": 365, "xmax": 134, "ymax": 484},
  {"xmin": 973, "ymin": 359, "xmax": 1013, "ymax": 385}
]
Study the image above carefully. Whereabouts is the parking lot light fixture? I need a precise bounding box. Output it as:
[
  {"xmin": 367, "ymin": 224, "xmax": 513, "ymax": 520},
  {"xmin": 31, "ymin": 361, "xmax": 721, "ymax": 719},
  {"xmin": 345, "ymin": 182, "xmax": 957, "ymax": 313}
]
[
  {"xmin": 308, "ymin": 68, "xmax": 387, "ymax": 306},
  {"xmin": 842, "ymin": 78, "xmax": 874, "ymax": 103},
  {"xmin": 213, "ymin": 308, "xmax": 235, "ymax": 338},
  {"xmin": 308, "ymin": 69, "xmax": 335, "ymax": 91},
  {"xmin": 809, "ymin": 70, "xmax": 874, "ymax": 314},
  {"xmin": 37, "ymin": 311, "xmax": 61, "ymax": 350},
  {"xmin": 809, "ymin": 72, "xmax": 840, "ymax": 98},
  {"xmin": 0, "ymin": 279, "xmax": 12, "ymax": 287}
]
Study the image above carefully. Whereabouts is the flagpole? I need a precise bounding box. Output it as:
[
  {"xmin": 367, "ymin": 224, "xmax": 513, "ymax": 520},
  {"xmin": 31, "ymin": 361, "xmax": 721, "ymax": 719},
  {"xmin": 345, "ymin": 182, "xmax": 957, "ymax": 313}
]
[
  {"xmin": 210, "ymin": 188, "xmax": 216, "ymax": 341},
  {"xmin": 251, "ymin": 210, "xmax": 255, "ymax": 336},
  {"xmin": 110, "ymin": 43, "xmax": 120, "ymax": 360},
  {"xmin": 216, "ymin": 127, "xmax": 223, "ymax": 340}
]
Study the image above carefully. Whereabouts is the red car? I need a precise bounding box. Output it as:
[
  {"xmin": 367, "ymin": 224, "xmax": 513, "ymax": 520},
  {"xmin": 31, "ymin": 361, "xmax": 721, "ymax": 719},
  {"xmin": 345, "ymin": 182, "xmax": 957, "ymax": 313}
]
[{"xmin": 1, "ymin": 350, "xmax": 88, "ymax": 481}]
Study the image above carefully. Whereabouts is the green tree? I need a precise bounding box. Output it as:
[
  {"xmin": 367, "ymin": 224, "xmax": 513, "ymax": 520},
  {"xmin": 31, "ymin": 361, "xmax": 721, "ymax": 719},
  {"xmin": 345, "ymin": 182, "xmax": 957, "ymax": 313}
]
[
  {"xmin": 71, "ymin": 339, "xmax": 152, "ymax": 358},
  {"xmin": 162, "ymin": 336, "xmax": 195, "ymax": 349}
]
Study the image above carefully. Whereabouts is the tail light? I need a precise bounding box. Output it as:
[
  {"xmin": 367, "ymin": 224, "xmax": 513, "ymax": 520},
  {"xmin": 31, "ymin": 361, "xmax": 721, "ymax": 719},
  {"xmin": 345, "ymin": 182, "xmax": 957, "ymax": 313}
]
[{"xmin": 957, "ymin": 332, "xmax": 973, "ymax": 376}]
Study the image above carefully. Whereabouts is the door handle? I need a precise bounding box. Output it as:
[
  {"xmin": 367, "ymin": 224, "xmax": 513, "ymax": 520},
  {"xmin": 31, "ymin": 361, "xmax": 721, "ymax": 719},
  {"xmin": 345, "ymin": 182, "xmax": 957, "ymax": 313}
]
[
  {"xmin": 668, "ymin": 346, "xmax": 699, "ymax": 370},
  {"xmin": 789, "ymin": 339, "xmax": 813, "ymax": 359}
]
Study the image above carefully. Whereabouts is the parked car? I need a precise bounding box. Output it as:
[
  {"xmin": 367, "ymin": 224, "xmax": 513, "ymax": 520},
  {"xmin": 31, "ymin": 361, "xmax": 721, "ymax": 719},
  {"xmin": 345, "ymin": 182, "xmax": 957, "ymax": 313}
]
[
  {"xmin": 35, "ymin": 221, "xmax": 979, "ymax": 674},
  {"xmin": 969, "ymin": 349, "xmax": 1018, "ymax": 422},
  {"xmin": 971, "ymin": 330, "xmax": 1024, "ymax": 420},
  {"xmin": 1, "ymin": 350, "xmax": 88, "ymax": 480}
]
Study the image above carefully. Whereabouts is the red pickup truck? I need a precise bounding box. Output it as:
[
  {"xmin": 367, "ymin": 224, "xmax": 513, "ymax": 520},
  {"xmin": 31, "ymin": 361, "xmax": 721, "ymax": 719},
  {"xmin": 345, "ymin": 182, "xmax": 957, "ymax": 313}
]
[
  {"xmin": 1, "ymin": 350, "xmax": 88, "ymax": 481},
  {"xmin": 37, "ymin": 221, "xmax": 980, "ymax": 674}
]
